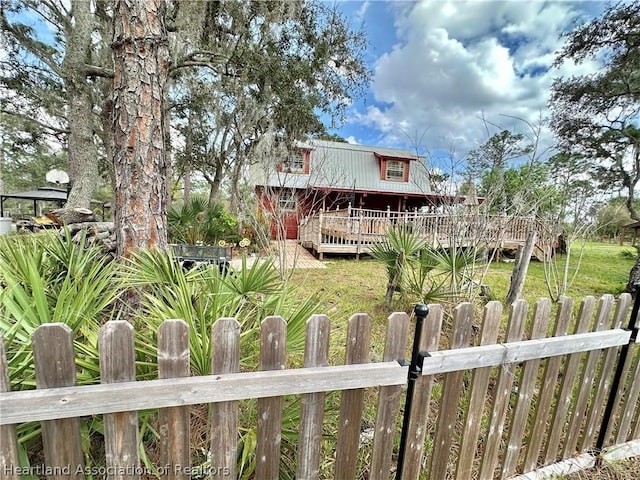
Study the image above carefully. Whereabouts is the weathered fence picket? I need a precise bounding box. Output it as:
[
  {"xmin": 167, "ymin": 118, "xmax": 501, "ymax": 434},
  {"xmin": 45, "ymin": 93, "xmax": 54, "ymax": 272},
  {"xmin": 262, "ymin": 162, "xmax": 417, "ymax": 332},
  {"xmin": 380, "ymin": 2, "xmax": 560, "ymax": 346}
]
[
  {"xmin": 369, "ymin": 312, "xmax": 410, "ymax": 480},
  {"xmin": 210, "ymin": 317, "xmax": 240, "ymax": 479},
  {"xmin": 334, "ymin": 314, "xmax": 372, "ymax": 479},
  {"xmin": 618, "ymin": 335, "xmax": 640, "ymax": 443},
  {"xmin": 0, "ymin": 337, "xmax": 19, "ymax": 480},
  {"xmin": 256, "ymin": 316, "xmax": 287, "ymax": 480},
  {"xmin": 600, "ymin": 294, "xmax": 634, "ymax": 446},
  {"xmin": 0, "ymin": 294, "xmax": 638, "ymax": 480},
  {"xmin": 296, "ymin": 315, "xmax": 330, "ymax": 480},
  {"xmin": 32, "ymin": 324, "xmax": 85, "ymax": 480},
  {"xmin": 479, "ymin": 299, "xmax": 528, "ymax": 480},
  {"xmin": 99, "ymin": 321, "xmax": 140, "ymax": 480},
  {"xmin": 157, "ymin": 319, "xmax": 190, "ymax": 480},
  {"xmin": 455, "ymin": 301, "xmax": 503, "ymax": 479}
]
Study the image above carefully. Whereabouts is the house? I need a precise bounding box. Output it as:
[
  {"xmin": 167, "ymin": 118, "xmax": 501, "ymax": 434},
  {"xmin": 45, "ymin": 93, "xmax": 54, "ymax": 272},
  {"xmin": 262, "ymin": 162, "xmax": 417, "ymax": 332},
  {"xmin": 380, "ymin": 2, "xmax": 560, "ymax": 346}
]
[{"xmin": 252, "ymin": 139, "xmax": 439, "ymax": 239}]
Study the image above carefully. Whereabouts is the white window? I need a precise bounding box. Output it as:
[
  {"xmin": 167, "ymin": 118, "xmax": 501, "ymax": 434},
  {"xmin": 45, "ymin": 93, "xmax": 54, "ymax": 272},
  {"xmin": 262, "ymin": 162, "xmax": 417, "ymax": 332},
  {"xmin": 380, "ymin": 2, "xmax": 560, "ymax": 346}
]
[
  {"xmin": 278, "ymin": 189, "xmax": 297, "ymax": 211},
  {"xmin": 386, "ymin": 160, "xmax": 405, "ymax": 180},
  {"xmin": 284, "ymin": 152, "xmax": 304, "ymax": 173}
]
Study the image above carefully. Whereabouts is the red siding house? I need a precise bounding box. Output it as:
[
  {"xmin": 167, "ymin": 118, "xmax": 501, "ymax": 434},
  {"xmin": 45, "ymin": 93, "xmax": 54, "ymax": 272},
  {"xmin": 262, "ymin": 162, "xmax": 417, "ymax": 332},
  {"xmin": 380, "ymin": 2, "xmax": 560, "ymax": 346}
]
[{"xmin": 252, "ymin": 139, "xmax": 436, "ymax": 240}]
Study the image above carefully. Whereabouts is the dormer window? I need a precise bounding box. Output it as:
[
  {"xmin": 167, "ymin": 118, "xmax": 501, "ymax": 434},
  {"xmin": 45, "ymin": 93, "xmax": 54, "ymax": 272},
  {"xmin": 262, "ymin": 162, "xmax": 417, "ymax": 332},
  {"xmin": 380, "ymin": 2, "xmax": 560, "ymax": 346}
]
[
  {"xmin": 386, "ymin": 160, "xmax": 405, "ymax": 181},
  {"xmin": 375, "ymin": 152, "xmax": 411, "ymax": 182},
  {"xmin": 281, "ymin": 149, "xmax": 310, "ymax": 174},
  {"xmin": 285, "ymin": 153, "xmax": 304, "ymax": 172}
]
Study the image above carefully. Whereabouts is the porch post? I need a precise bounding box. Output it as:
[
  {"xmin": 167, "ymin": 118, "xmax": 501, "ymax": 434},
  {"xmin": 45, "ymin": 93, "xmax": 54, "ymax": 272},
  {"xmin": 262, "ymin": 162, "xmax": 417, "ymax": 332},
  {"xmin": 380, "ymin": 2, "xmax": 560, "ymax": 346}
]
[{"xmin": 317, "ymin": 210, "xmax": 323, "ymax": 260}]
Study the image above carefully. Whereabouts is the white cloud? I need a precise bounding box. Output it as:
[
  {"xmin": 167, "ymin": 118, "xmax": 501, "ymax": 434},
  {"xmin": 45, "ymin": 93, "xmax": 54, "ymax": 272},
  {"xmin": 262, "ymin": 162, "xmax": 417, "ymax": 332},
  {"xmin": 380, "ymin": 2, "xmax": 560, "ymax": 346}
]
[
  {"xmin": 355, "ymin": 1, "xmax": 370, "ymax": 23},
  {"xmin": 350, "ymin": 0, "xmax": 603, "ymax": 158}
]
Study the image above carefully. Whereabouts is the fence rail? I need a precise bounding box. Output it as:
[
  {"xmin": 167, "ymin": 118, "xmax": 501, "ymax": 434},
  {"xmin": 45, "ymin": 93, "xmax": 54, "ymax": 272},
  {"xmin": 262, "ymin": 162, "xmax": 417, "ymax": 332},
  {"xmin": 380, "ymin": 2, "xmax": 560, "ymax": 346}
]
[{"xmin": 1, "ymin": 294, "xmax": 639, "ymax": 480}]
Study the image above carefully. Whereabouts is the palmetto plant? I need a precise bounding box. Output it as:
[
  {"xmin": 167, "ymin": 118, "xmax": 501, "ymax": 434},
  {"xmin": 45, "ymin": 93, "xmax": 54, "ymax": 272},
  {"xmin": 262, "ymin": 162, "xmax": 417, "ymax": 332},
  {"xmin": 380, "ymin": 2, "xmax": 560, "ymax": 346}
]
[
  {"xmin": 168, "ymin": 197, "xmax": 238, "ymax": 245},
  {"xmin": 0, "ymin": 230, "xmax": 122, "ymax": 475},
  {"xmin": 122, "ymin": 249, "xmax": 323, "ymax": 476},
  {"xmin": 0, "ymin": 230, "xmax": 122, "ymax": 388},
  {"xmin": 2, "ymin": 234, "xmax": 323, "ymax": 478},
  {"xmin": 369, "ymin": 225, "xmax": 427, "ymax": 306}
]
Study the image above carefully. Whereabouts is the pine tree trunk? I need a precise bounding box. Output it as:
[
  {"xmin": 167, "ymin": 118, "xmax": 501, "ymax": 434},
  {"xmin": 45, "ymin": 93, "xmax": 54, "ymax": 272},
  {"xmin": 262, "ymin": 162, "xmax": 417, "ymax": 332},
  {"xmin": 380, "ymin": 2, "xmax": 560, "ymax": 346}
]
[
  {"xmin": 112, "ymin": 0, "xmax": 170, "ymax": 258},
  {"xmin": 61, "ymin": 0, "xmax": 99, "ymax": 209}
]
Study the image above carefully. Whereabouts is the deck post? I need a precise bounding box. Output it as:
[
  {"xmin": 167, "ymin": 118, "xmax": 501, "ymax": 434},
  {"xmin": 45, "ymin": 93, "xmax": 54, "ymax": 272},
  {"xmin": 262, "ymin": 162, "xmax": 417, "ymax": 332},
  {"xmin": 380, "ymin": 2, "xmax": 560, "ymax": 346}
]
[
  {"xmin": 356, "ymin": 209, "xmax": 363, "ymax": 260},
  {"xmin": 318, "ymin": 210, "xmax": 324, "ymax": 260}
]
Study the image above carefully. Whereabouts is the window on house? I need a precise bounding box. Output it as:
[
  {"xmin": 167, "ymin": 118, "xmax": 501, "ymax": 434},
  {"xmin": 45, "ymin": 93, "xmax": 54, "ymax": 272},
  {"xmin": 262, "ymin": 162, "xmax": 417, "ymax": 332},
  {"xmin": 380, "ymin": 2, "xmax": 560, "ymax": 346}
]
[
  {"xmin": 386, "ymin": 160, "xmax": 405, "ymax": 181},
  {"xmin": 283, "ymin": 151, "xmax": 305, "ymax": 173},
  {"xmin": 278, "ymin": 189, "xmax": 297, "ymax": 211}
]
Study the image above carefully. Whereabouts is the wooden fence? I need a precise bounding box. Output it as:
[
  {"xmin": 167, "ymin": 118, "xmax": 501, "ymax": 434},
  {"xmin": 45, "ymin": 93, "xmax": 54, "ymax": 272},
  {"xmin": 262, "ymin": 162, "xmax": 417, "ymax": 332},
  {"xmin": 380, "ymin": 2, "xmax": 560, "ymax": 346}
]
[
  {"xmin": 298, "ymin": 206, "xmax": 551, "ymax": 259},
  {"xmin": 1, "ymin": 294, "xmax": 639, "ymax": 479}
]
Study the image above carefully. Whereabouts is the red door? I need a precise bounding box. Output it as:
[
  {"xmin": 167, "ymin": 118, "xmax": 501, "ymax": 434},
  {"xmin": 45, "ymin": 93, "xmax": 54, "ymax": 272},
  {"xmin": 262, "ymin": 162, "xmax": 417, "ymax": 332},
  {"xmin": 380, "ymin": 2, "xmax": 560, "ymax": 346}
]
[{"xmin": 270, "ymin": 212, "xmax": 299, "ymax": 240}]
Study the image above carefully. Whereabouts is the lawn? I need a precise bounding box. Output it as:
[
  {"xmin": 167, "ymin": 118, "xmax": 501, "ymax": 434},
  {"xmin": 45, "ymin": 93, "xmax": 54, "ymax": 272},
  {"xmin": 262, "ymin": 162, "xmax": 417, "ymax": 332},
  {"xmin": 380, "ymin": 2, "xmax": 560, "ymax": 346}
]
[
  {"xmin": 289, "ymin": 241, "xmax": 638, "ymax": 479},
  {"xmin": 289, "ymin": 241, "xmax": 636, "ymax": 358},
  {"xmin": 291, "ymin": 241, "xmax": 636, "ymax": 311}
]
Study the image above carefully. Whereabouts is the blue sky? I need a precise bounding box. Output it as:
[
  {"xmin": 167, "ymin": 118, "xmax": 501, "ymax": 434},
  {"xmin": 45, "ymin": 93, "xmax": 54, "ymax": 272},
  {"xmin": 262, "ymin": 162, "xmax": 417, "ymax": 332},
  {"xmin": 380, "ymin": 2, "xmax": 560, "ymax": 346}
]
[
  {"xmin": 330, "ymin": 0, "xmax": 609, "ymax": 164},
  {"xmin": 2, "ymin": 0, "xmax": 610, "ymax": 168}
]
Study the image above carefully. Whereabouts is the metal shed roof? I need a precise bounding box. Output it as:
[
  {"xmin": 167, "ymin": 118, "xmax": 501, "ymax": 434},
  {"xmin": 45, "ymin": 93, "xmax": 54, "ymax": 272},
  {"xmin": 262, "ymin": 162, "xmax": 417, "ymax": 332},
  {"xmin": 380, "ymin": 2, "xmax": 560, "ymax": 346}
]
[
  {"xmin": 0, "ymin": 187, "xmax": 69, "ymax": 217},
  {"xmin": 1, "ymin": 187, "xmax": 68, "ymax": 201}
]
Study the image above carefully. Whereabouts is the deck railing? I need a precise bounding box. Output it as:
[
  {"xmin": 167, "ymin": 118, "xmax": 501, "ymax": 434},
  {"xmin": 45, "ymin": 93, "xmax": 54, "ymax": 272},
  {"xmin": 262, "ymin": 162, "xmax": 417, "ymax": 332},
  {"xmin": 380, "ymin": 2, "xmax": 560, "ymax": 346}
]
[{"xmin": 299, "ymin": 206, "xmax": 551, "ymax": 257}]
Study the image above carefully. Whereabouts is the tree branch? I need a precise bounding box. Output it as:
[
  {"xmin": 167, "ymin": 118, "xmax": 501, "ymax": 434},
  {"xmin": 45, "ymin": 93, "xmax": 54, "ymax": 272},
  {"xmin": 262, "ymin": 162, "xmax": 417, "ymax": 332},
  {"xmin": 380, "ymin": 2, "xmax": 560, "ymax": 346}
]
[
  {"xmin": 1, "ymin": 109, "xmax": 70, "ymax": 135},
  {"xmin": 84, "ymin": 64, "xmax": 114, "ymax": 78}
]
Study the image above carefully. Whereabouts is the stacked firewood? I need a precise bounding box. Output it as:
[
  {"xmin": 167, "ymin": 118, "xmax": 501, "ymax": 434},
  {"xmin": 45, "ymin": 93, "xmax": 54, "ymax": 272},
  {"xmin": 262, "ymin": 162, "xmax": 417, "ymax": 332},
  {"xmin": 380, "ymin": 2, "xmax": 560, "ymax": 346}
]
[
  {"xmin": 64, "ymin": 222, "xmax": 116, "ymax": 255},
  {"xmin": 46, "ymin": 208, "xmax": 116, "ymax": 256}
]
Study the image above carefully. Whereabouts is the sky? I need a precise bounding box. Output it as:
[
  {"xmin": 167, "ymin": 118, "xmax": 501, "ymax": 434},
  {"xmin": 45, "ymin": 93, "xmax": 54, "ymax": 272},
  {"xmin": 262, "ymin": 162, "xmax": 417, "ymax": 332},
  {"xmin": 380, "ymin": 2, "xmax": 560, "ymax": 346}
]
[
  {"xmin": 2, "ymin": 0, "xmax": 610, "ymax": 168},
  {"xmin": 330, "ymin": 0, "xmax": 608, "ymax": 164}
]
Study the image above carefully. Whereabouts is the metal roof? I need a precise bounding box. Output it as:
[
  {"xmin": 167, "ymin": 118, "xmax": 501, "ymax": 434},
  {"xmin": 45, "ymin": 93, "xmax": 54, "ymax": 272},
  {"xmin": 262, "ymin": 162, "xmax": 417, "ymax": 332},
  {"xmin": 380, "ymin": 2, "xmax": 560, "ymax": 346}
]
[
  {"xmin": 252, "ymin": 139, "xmax": 431, "ymax": 196},
  {"xmin": 1, "ymin": 187, "xmax": 68, "ymax": 201}
]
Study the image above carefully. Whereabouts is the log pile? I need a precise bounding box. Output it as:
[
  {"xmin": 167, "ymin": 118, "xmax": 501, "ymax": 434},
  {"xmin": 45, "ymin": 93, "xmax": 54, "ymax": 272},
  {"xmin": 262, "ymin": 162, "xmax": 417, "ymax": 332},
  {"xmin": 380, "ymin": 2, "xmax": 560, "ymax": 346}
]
[
  {"xmin": 46, "ymin": 207, "xmax": 96, "ymax": 225},
  {"xmin": 64, "ymin": 222, "xmax": 116, "ymax": 256},
  {"xmin": 44, "ymin": 208, "xmax": 116, "ymax": 256}
]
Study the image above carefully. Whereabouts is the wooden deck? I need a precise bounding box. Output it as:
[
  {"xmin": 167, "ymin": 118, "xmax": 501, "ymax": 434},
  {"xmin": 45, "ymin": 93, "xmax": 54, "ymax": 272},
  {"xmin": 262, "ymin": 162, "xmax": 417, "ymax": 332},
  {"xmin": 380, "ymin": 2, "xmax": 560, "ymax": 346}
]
[{"xmin": 298, "ymin": 207, "xmax": 552, "ymax": 259}]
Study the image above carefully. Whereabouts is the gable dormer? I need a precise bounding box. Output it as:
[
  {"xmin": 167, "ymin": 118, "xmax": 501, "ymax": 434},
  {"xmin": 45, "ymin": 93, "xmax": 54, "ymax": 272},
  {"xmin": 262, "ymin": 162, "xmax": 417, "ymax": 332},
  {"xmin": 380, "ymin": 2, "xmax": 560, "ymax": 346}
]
[
  {"xmin": 279, "ymin": 148, "xmax": 311, "ymax": 174},
  {"xmin": 375, "ymin": 153, "xmax": 411, "ymax": 182}
]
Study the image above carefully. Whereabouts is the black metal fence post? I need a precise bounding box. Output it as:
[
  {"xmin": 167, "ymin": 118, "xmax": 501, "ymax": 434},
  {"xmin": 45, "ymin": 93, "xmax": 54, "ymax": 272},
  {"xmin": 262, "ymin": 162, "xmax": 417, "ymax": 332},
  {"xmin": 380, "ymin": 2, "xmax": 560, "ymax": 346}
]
[
  {"xmin": 595, "ymin": 286, "xmax": 640, "ymax": 457},
  {"xmin": 395, "ymin": 303, "xmax": 429, "ymax": 480}
]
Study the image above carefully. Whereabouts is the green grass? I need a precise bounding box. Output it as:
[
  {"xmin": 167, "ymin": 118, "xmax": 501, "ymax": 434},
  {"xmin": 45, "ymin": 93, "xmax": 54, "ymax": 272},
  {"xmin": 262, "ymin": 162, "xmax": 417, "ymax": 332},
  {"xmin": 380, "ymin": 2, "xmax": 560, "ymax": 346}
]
[
  {"xmin": 485, "ymin": 242, "xmax": 633, "ymax": 301},
  {"xmin": 289, "ymin": 242, "xmax": 635, "ymax": 361}
]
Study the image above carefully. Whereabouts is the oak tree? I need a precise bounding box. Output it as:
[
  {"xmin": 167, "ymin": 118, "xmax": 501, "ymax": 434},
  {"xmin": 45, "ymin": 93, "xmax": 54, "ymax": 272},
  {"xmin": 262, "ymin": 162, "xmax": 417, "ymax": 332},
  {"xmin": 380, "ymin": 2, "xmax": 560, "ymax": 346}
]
[{"xmin": 550, "ymin": 0, "xmax": 640, "ymax": 293}]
